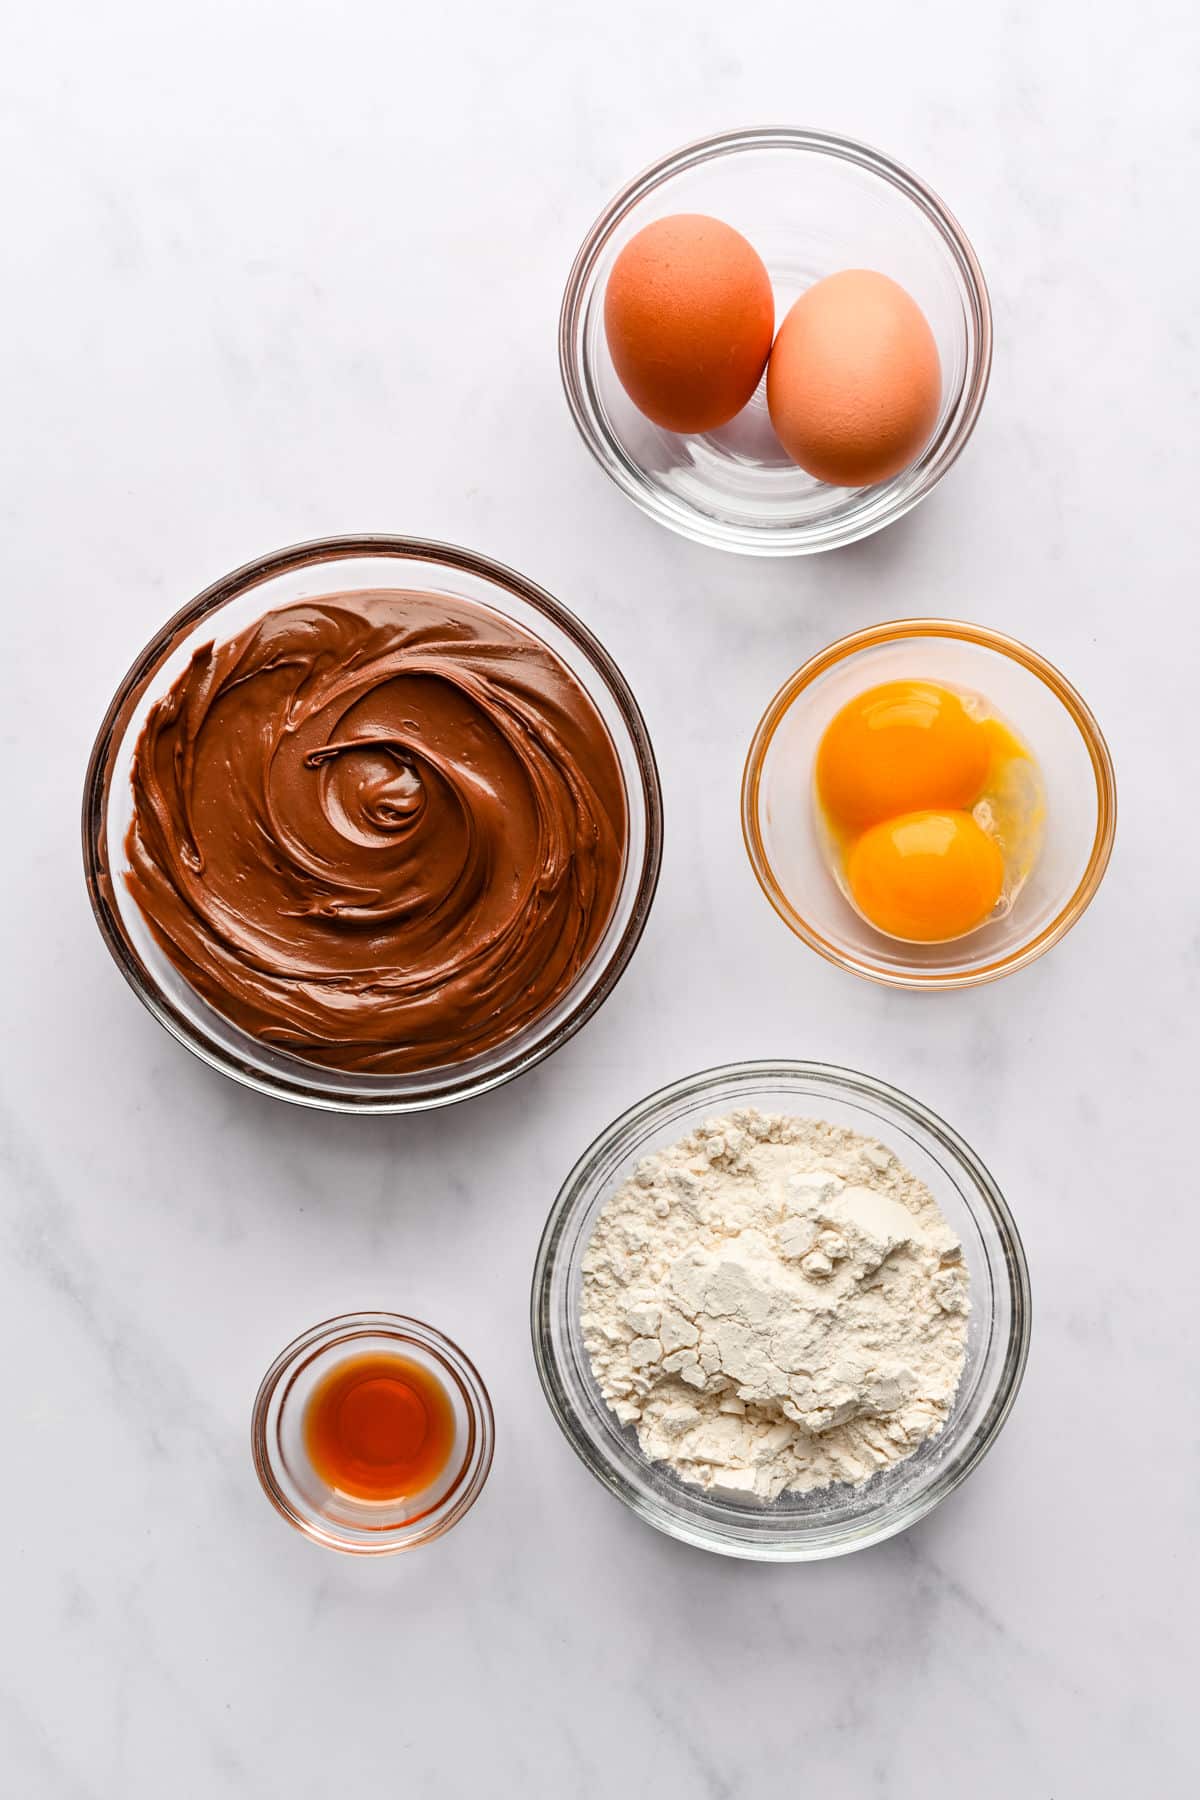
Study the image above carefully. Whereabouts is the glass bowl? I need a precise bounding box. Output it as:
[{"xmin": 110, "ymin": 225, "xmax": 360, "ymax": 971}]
[
  {"xmin": 82, "ymin": 535, "xmax": 663, "ymax": 1112},
  {"xmin": 559, "ymin": 126, "xmax": 991, "ymax": 556},
  {"xmin": 742, "ymin": 620, "xmax": 1116, "ymax": 987},
  {"xmin": 531, "ymin": 1062, "xmax": 1030, "ymax": 1560},
  {"xmin": 252, "ymin": 1312, "xmax": 494, "ymax": 1555}
]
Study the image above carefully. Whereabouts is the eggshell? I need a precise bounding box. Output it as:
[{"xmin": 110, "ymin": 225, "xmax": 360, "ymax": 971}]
[
  {"xmin": 603, "ymin": 214, "xmax": 774, "ymax": 434},
  {"xmin": 766, "ymin": 270, "xmax": 941, "ymax": 486}
]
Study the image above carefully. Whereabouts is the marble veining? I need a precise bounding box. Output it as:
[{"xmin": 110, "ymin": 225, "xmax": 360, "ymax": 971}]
[{"xmin": 3, "ymin": 0, "xmax": 1199, "ymax": 1794}]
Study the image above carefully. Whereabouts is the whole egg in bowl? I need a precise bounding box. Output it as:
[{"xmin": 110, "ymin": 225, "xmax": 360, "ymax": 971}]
[{"xmin": 767, "ymin": 270, "xmax": 943, "ymax": 487}]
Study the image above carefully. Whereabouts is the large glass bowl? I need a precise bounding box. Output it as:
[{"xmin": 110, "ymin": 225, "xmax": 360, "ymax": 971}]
[
  {"xmin": 82, "ymin": 535, "xmax": 663, "ymax": 1111},
  {"xmin": 531, "ymin": 1062, "xmax": 1030, "ymax": 1560},
  {"xmin": 742, "ymin": 620, "xmax": 1116, "ymax": 987},
  {"xmin": 560, "ymin": 127, "xmax": 991, "ymax": 556}
]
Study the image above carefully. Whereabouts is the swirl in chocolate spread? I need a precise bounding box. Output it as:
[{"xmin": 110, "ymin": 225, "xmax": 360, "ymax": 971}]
[{"xmin": 124, "ymin": 591, "xmax": 627, "ymax": 1071}]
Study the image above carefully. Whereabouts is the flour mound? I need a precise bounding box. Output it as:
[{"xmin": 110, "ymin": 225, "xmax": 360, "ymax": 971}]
[{"xmin": 580, "ymin": 1109, "xmax": 969, "ymax": 1502}]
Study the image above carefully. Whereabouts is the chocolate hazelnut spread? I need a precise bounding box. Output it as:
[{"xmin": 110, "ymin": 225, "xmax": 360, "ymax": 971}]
[{"xmin": 123, "ymin": 591, "xmax": 627, "ymax": 1071}]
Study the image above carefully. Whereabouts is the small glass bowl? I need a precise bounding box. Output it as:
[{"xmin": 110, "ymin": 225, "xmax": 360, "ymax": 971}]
[
  {"xmin": 82, "ymin": 535, "xmax": 663, "ymax": 1112},
  {"xmin": 742, "ymin": 620, "xmax": 1117, "ymax": 988},
  {"xmin": 252, "ymin": 1313, "xmax": 494, "ymax": 1555},
  {"xmin": 560, "ymin": 126, "xmax": 991, "ymax": 556},
  {"xmin": 532, "ymin": 1062, "xmax": 1030, "ymax": 1561}
]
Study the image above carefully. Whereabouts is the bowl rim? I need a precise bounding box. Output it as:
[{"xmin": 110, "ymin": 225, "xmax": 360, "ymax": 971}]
[
  {"xmin": 559, "ymin": 124, "xmax": 994, "ymax": 557},
  {"xmin": 81, "ymin": 533, "xmax": 664, "ymax": 1112},
  {"xmin": 251, "ymin": 1310, "xmax": 495, "ymax": 1555},
  {"xmin": 530, "ymin": 1059, "xmax": 1032, "ymax": 1560},
  {"xmin": 741, "ymin": 618, "xmax": 1118, "ymax": 988}
]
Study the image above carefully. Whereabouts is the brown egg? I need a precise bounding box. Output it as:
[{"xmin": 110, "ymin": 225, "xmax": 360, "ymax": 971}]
[
  {"xmin": 603, "ymin": 214, "xmax": 774, "ymax": 434},
  {"xmin": 766, "ymin": 270, "xmax": 941, "ymax": 486}
]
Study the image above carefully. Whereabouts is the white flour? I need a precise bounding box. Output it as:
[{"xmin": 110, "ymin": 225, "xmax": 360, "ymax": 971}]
[{"xmin": 580, "ymin": 1109, "xmax": 969, "ymax": 1501}]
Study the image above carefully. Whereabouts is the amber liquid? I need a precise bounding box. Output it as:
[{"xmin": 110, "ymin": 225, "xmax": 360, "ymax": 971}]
[{"xmin": 303, "ymin": 1352, "xmax": 456, "ymax": 1502}]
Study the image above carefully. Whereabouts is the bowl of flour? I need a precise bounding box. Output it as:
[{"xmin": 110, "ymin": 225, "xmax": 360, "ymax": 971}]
[{"xmin": 531, "ymin": 1061, "xmax": 1030, "ymax": 1559}]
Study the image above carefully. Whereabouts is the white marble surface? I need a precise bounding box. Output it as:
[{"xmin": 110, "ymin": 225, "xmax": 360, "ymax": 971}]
[{"xmin": 3, "ymin": 2, "xmax": 1198, "ymax": 1793}]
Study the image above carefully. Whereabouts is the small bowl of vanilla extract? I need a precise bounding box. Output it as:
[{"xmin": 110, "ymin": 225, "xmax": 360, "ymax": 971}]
[{"xmin": 252, "ymin": 1313, "xmax": 494, "ymax": 1554}]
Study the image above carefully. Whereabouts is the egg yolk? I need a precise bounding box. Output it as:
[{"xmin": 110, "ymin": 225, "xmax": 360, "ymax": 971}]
[
  {"xmin": 816, "ymin": 681, "xmax": 992, "ymax": 833},
  {"xmin": 846, "ymin": 809, "xmax": 1005, "ymax": 943}
]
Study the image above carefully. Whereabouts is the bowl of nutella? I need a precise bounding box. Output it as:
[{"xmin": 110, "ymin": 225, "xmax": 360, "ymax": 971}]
[{"xmin": 83, "ymin": 536, "xmax": 662, "ymax": 1111}]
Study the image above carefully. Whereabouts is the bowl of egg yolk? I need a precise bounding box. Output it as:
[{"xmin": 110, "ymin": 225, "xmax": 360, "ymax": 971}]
[
  {"xmin": 559, "ymin": 127, "xmax": 991, "ymax": 556},
  {"xmin": 742, "ymin": 621, "xmax": 1116, "ymax": 987}
]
